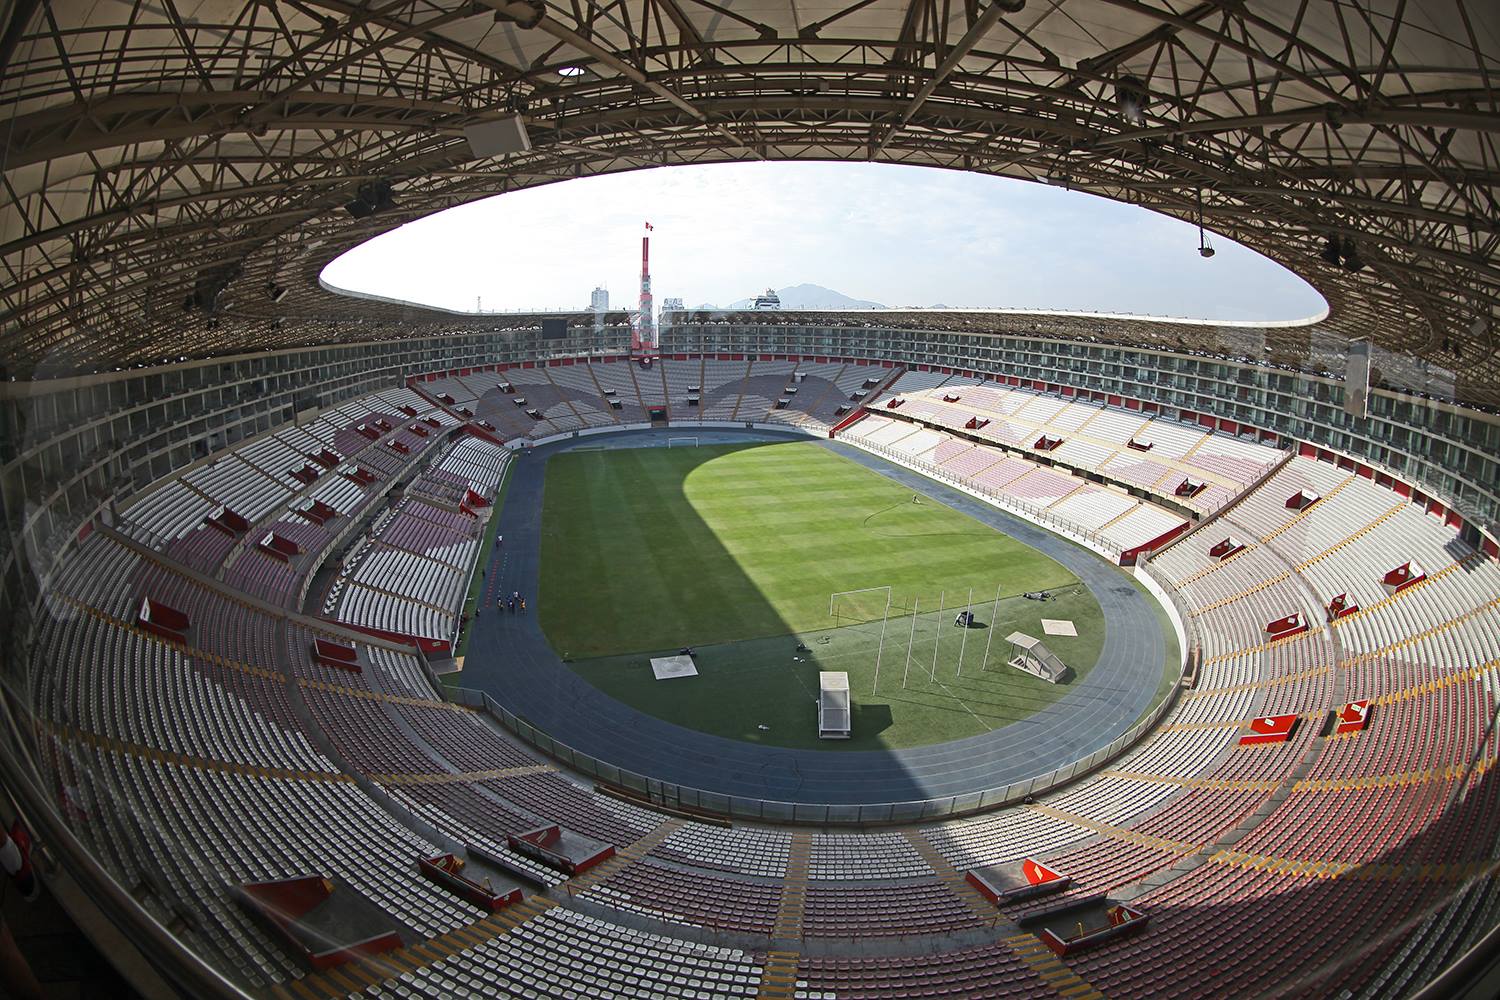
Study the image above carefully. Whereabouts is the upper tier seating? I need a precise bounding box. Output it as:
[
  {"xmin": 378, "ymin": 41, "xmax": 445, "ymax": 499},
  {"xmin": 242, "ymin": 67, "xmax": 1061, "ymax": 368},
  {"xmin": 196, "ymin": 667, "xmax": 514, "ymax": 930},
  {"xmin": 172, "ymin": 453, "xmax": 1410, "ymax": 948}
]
[
  {"xmin": 418, "ymin": 356, "xmax": 892, "ymax": 442},
  {"xmin": 843, "ymin": 414, "xmax": 1187, "ymax": 555},
  {"xmin": 862, "ymin": 372, "xmax": 1284, "ymax": 516}
]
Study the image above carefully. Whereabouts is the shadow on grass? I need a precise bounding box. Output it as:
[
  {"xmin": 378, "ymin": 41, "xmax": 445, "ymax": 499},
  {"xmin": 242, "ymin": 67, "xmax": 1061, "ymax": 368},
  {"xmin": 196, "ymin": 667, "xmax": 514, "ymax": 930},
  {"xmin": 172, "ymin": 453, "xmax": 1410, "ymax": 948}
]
[{"xmin": 535, "ymin": 438, "xmax": 1136, "ymax": 751}]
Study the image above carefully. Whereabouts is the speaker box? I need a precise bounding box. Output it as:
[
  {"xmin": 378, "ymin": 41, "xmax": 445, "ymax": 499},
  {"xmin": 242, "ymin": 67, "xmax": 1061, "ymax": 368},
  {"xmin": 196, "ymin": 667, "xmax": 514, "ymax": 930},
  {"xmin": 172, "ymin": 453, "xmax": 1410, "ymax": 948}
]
[{"xmin": 464, "ymin": 116, "xmax": 532, "ymax": 159}]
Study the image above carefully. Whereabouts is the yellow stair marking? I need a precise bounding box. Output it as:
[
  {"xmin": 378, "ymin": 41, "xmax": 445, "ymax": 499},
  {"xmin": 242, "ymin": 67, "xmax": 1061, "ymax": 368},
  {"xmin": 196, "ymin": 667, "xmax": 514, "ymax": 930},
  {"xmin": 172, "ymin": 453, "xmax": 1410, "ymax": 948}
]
[
  {"xmin": 1341, "ymin": 596, "xmax": 1500, "ymax": 667},
  {"xmin": 1186, "ymin": 483, "xmax": 1404, "ymax": 621},
  {"xmin": 49, "ymin": 592, "xmax": 284, "ymax": 682},
  {"xmin": 1203, "ymin": 625, "xmax": 1325, "ymax": 666},
  {"xmin": 297, "ymin": 676, "xmax": 477, "ymax": 712},
  {"xmin": 1186, "ymin": 663, "xmax": 1334, "ymax": 698},
  {"xmin": 373, "ymin": 763, "xmax": 555, "ymax": 785},
  {"xmin": 771, "ymin": 831, "xmax": 812, "ymax": 941},
  {"xmin": 1344, "ymin": 587, "xmax": 1494, "ymax": 656},
  {"xmin": 538, "ymin": 365, "xmax": 588, "ymax": 426},
  {"xmin": 1258, "ymin": 473, "xmax": 1359, "ymax": 544},
  {"xmin": 902, "ymin": 828, "xmax": 1003, "ymax": 923},
  {"xmin": 1290, "ymin": 498, "xmax": 1408, "ymax": 572},
  {"xmin": 1209, "ymin": 849, "xmax": 1500, "ymax": 883},
  {"xmin": 794, "ymin": 361, "xmax": 846, "ymax": 426},
  {"xmin": 563, "ymin": 817, "xmax": 686, "ymax": 896},
  {"xmin": 1172, "ymin": 540, "xmax": 1257, "ymax": 588},
  {"xmin": 99, "ymin": 529, "xmax": 336, "ymax": 627},
  {"xmin": 1158, "ymin": 708, "xmax": 1325, "ymax": 733},
  {"xmin": 281, "ymin": 895, "xmax": 559, "ymax": 998},
  {"xmin": 1180, "ymin": 654, "xmax": 1497, "ymax": 746},
  {"xmin": 1026, "ymin": 803, "xmax": 1199, "ymax": 854},
  {"xmin": 1004, "ymin": 932, "xmax": 1108, "ymax": 999},
  {"xmin": 367, "ymin": 534, "xmax": 468, "ymax": 573},
  {"xmin": 1099, "ymin": 770, "xmax": 1280, "ymax": 792},
  {"xmin": 53, "ymin": 717, "xmax": 560, "ymax": 789},
  {"xmin": 44, "ymin": 721, "xmax": 352, "ymax": 784},
  {"xmin": 1096, "ymin": 499, "xmax": 1146, "ymax": 532},
  {"xmin": 1330, "ymin": 554, "xmax": 1485, "ymax": 632},
  {"xmin": 756, "ymin": 949, "xmax": 803, "ymax": 999},
  {"xmin": 1360, "ymin": 656, "xmax": 1500, "ymax": 708},
  {"xmin": 1292, "ymin": 758, "xmax": 1495, "ymax": 794},
  {"xmin": 1188, "ymin": 569, "xmax": 1292, "ymax": 617},
  {"xmin": 336, "ymin": 577, "xmax": 457, "ymax": 616},
  {"xmin": 623, "ymin": 356, "xmax": 653, "ymax": 413}
]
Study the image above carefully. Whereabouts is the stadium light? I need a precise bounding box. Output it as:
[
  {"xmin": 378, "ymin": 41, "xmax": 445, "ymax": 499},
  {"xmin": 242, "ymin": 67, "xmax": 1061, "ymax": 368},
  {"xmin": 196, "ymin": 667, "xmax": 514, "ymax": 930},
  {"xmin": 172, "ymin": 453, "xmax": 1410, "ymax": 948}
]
[{"xmin": 343, "ymin": 179, "xmax": 396, "ymax": 219}]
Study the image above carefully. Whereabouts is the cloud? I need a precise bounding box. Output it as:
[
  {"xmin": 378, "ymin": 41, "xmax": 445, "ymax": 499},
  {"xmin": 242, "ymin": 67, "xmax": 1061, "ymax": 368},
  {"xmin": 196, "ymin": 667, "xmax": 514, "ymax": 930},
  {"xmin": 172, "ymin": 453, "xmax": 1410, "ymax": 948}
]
[{"xmin": 322, "ymin": 162, "xmax": 1326, "ymax": 320}]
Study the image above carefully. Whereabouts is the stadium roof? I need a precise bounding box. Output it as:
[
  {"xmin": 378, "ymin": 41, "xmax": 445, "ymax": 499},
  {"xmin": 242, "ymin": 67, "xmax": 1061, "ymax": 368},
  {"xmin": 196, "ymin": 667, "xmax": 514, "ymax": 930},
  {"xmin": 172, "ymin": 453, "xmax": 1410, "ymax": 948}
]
[{"xmin": 2, "ymin": 1, "xmax": 1496, "ymax": 401}]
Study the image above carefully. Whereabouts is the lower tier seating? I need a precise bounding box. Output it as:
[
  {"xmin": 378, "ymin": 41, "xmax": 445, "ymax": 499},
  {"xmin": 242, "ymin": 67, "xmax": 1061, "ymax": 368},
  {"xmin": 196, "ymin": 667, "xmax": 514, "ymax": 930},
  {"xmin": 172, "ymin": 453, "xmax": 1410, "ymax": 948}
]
[{"xmin": 16, "ymin": 402, "xmax": 1500, "ymax": 999}]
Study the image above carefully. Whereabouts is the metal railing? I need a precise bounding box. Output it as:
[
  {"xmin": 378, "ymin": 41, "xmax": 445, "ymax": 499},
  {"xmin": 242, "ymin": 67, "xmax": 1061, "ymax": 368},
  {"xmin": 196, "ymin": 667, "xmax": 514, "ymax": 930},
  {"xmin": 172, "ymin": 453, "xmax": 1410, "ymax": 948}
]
[{"xmin": 451, "ymin": 671, "xmax": 1184, "ymax": 825}]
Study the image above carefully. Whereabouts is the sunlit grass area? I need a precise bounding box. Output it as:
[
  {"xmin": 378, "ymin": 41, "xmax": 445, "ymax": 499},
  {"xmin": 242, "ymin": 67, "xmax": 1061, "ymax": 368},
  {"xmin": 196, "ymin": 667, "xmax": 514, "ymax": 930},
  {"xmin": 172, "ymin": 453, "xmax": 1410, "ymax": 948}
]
[{"xmin": 538, "ymin": 441, "xmax": 1169, "ymax": 750}]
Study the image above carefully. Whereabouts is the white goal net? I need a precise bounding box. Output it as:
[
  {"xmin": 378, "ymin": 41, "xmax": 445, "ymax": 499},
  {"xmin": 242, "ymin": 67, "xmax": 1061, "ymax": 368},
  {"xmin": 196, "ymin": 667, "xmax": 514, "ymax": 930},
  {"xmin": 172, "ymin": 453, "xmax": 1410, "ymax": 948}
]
[
  {"xmin": 667, "ymin": 437, "xmax": 699, "ymax": 448},
  {"xmin": 829, "ymin": 585, "xmax": 891, "ymax": 624}
]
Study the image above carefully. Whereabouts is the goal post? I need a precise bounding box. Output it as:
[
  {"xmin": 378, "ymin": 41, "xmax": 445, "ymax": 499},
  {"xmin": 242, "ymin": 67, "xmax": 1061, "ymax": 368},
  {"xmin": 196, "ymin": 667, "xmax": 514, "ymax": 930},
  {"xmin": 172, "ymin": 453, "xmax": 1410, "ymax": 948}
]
[
  {"xmin": 829, "ymin": 585, "xmax": 892, "ymax": 623},
  {"xmin": 667, "ymin": 436, "xmax": 699, "ymax": 448}
]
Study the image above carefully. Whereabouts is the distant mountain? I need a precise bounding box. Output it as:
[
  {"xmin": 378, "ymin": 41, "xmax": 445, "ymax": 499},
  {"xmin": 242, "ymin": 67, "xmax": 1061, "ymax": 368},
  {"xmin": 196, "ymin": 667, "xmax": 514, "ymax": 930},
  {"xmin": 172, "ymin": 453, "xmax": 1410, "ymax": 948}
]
[{"xmin": 700, "ymin": 283, "xmax": 886, "ymax": 311}]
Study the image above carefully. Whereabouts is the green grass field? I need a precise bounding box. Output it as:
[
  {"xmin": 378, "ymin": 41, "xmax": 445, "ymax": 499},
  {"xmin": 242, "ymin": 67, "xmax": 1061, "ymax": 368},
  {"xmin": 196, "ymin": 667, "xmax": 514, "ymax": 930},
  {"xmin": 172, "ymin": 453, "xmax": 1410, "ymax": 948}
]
[{"xmin": 537, "ymin": 441, "xmax": 1167, "ymax": 750}]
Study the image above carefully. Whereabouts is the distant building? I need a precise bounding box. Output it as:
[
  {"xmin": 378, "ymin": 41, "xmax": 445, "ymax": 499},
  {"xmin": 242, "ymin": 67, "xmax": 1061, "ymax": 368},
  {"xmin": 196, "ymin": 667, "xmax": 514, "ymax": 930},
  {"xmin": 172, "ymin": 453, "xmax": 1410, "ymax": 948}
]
[
  {"xmin": 753, "ymin": 288, "xmax": 781, "ymax": 310},
  {"xmin": 661, "ymin": 297, "xmax": 684, "ymax": 311},
  {"xmin": 590, "ymin": 286, "xmax": 609, "ymax": 311}
]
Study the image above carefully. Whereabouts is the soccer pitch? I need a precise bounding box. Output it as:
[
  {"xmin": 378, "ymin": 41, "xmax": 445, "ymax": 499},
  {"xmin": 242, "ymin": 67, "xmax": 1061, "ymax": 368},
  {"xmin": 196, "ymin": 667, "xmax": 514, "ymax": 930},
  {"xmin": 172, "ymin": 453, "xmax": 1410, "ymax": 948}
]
[{"xmin": 538, "ymin": 441, "xmax": 1167, "ymax": 750}]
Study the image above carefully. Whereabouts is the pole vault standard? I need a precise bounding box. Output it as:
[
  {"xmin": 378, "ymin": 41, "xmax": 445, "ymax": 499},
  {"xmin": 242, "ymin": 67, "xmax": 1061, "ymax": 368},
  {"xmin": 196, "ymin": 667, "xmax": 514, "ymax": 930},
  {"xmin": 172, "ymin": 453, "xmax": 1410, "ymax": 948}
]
[
  {"xmin": 871, "ymin": 589, "xmax": 892, "ymax": 693},
  {"xmin": 902, "ymin": 598, "xmax": 920, "ymax": 689},
  {"xmin": 980, "ymin": 583, "xmax": 1003, "ymax": 672},
  {"xmin": 955, "ymin": 586, "xmax": 974, "ymax": 678}
]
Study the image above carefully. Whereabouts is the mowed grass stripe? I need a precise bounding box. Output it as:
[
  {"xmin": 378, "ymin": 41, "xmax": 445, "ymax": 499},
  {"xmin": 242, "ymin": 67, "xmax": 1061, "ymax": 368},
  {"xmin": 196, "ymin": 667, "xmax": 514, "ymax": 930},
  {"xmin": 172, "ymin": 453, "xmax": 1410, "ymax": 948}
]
[
  {"xmin": 537, "ymin": 441, "xmax": 1158, "ymax": 751},
  {"xmin": 540, "ymin": 442, "xmax": 1078, "ymax": 658},
  {"xmin": 557, "ymin": 448, "xmax": 763, "ymax": 646}
]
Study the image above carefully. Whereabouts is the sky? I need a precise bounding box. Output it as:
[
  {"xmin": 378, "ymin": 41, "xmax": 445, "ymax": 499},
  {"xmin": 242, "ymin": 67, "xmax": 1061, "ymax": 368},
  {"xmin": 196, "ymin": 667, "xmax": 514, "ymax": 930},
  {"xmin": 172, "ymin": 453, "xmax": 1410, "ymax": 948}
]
[{"xmin": 321, "ymin": 161, "xmax": 1327, "ymax": 321}]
